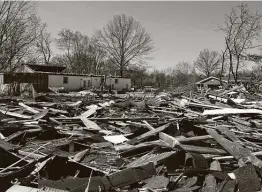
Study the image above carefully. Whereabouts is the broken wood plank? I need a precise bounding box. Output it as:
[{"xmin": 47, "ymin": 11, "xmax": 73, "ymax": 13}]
[
  {"xmin": 80, "ymin": 116, "xmax": 101, "ymax": 130},
  {"xmin": 44, "ymin": 107, "xmax": 67, "ymax": 114},
  {"xmin": 206, "ymin": 128, "xmax": 262, "ymax": 168},
  {"xmin": 0, "ymin": 139, "xmax": 20, "ymax": 151},
  {"xmin": 4, "ymin": 131, "xmax": 25, "ymax": 142},
  {"xmin": 142, "ymin": 120, "xmax": 155, "ymax": 130},
  {"xmin": 80, "ymin": 105, "xmax": 98, "ymax": 117},
  {"xmin": 39, "ymin": 176, "xmax": 111, "ymax": 192},
  {"xmin": 54, "ymin": 117, "xmax": 159, "ymax": 122},
  {"xmin": 108, "ymin": 162, "xmax": 156, "ymax": 188},
  {"xmin": 218, "ymin": 126, "xmax": 243, "ymax": 145},
  {"xmin": 67, "ymin": 100, "xmax": 82, "ymax": 107},
  {"xmin": 128, "ymin": 123, "xmax": 171, "ymax": 145},
  {"xmin": 203, "ymin": 108, "xmax": 262, "ymax": 116},
  {"xmin": 115, "ymin": 140, "xmax": 168, "ymax": 152},
  {"xmin": 175, "ymin": 135, "xmax": 213, "ymax": 143},
  {"xmin": 33, "ymin": 109, "xmax": 49, "ymax": 120},
  {"xmin": 212, "ymin": 151, "xmax": 262, "ymax": 160},
  {"xmin": 159, "ymin": 132, "xmax": 227, "ymax": 155},
  {"xmin": 0, "ymin": 109, "xmax": 31, "ymax": 119},
  {"xmin": 18, "ymin": 102, "xmax": 39, "ymax": 114},
  {"xmin": 126, "ymin": 151, "xmax": 176, "ymax": 168}
]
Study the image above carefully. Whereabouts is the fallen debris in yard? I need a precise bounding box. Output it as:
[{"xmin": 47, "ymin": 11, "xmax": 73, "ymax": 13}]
[{"xmin": 1, "ymin": 90, "xmax": 262, "ymax": 192}]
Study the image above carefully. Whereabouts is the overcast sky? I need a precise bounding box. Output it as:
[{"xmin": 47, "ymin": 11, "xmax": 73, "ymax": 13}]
[{"xmin": 37, "ymin": 1, "xmax": 262, "ymax": 70}]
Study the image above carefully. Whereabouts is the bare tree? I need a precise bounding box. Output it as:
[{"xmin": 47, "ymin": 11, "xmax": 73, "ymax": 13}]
[
  {"xmin": 56, "ymin": 29, "xmax": 92, "ymax": 73},
  {"xmin": 0, "ymin": 1, "xmax": 41, "ymax": 71},
  {"xmin": 89, "ymin": 38, "xmax": 106, "ymax": 75},
  {"xmin": 36, "ymin": 23, "xmax": 52, "ymax": 64},
  {"xmin": 176, "ymin": 61, "xmax": 191, "ymax": 75},
  {"xmin": 94, "ymin": 14, "xmax": 154, "ymax": 77},
  {"xmin": 220, "ymin": 3, "xmax": 262, "ymax": 83},
  {"xmin": 219, "ymin": 48, "xmax": 228, "ymax": 85},
  {"xmin": 194, "ymin": 49, "xmax": 221, "ymax": 77}
]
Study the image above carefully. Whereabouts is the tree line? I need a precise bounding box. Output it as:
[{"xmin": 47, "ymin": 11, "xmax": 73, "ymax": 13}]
[
  {"xmin": 0, "ymin": 1, "xmax": 154, "ymax": 77},
  {"xmin": 0, "ymin": 2, "xmax": 262, "ymax": 89},
  {"xmin": 136, "ymin": 3, "xmax": 262, "ymax": 90}
]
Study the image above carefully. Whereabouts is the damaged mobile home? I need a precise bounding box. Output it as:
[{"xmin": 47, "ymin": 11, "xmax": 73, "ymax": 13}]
[{"xmin": 0, "ymin": 64, "xmax": 131, "ymax": 93}]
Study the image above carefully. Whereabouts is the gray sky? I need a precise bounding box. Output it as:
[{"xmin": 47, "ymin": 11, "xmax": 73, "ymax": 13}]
[{"xmin": 37, "ymin": 1, "xmax": 262, "ymax": 70}]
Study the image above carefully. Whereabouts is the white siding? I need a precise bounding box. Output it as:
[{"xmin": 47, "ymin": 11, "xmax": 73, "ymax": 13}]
[
  {"xmin": 0, "ymin": 74, "xmax": 3, "ymax": 84},
  {"xmin": 106, "ymin": 78, "xmax": 131, "ymax": 91},
  {"xmin": 48, "ymin": 75, "xmax": 92, "ymax": 91},
  {"xmin": 90, "ymin": 76, "xmax": 102, "ymax": 88},
  {"xmin": 48, "ymin": 75, "xmax": 131, "ymax": 91}
]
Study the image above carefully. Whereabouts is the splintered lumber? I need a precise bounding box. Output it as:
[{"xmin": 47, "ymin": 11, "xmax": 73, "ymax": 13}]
[
  {"xmin": 218, "ymin": 85, "xmax": 244, "ymax": 96},
  {"xmin": 0, "ymin": 109, "xmax": 31, "ymax": 119},
  {"xmin": 206, "ymin": 128, "xmax": 262, "ymax": 168},
  {"xmin": 0, "ymin": 140, "xmax": 20, "ymax": 151},
  {"xmin": 202, "ymin": 174, "xmax": 216, "ymax": 192},
  {"xmin": 6, "ymin": 185, "xmax": 39, "ymax": 192},
  {"xmin": 218, "ymin": 126, "xmax": 243, "ymax": 145},
  {"xmin": 126, "ymin": 121, "xmax": 150, "ymax": 129},
  {"xmin": 45, "ymin": 107, "xmax": 67, "ymax": 114},
  {"xmin": 39, "ymin": 162, "xmax": 155, "ymax": 191},
  {"xmin": 212, "ymin": 151, "xmax": 262, "ymax": 160},
  {"xmin": 4, "ymin": 131, "xmax": 25, "ymax": 142},
  {"xmin": 128, "ymin": 123, "xmax": 171, "ymax": 145},
  {"xmin": 55, "ymin": 117, "xmax": 159, "ymax": 122},
  {"xmin": 142, "ymin": 120, "xmax": 155, "ymax": 130},
  {"xmin": 151, "ymin": 109, "xmax": 181, "ymax": 115},
  {"xmin": 159, "ymin": 132, "xmax": 227, "ymax": 155},
  {"xmin": 173, "ymin": 135, "xmax": 213, "ymax": 143},
  {"xmin": 39, "ymin": 177, "xmax": 111, "ymax": 192},
  {"xmin": 33, "ymin": 109, "xmax": 49, "ymax": 120},
  {"xmin": 203, "ymin": 108, "xmax": 262, "ymax": 116},
  {"xmin": 207, "ymin": 94, "xmax": 228, "ymax": 103},
  {"xmin": 126, "ymin": 151, "xmax": 176, "ymax": 168},
  {"xmin": 80, "ymin": 116, "xmax": 101, "ymax": 130},
  {"xmin": 18, "ymin": 150, "xmax": 45, "ymax": 160},
  {"xmin": 80, "ymin": 105, "xmax": 98, "ymax": 117},
  {"xmin": 0, "ymin": 142, "xmax": 50, "ymax": 173},
  {"xmin": 108, "ymin": 162, "xmax": 156, "ymax": 188},
  {"xmin": 18, "ymin": 102, "xmax": 39, "ymax": 114},
  {"xmin": 188, "ymin": 102, "xmax": 222, "ymax": 109},
  {"xmin": 230, "ymin": 117, "xmax": 251, "ymax": 127},
  {"xmin": 115, "ymin": 140, "xmax": 168, "ymax": 152},
  {"xmin": 67, "ymin": 100, "xmax": 82, "ymax": 107}
]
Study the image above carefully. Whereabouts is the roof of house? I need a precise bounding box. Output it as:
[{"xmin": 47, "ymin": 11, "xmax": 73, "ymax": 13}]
[
  {"xmin": 1, "ymin": 71, "xmax": 131, "ymax": 79},
  {"xmin": 195, "ymin": 76, "xmax": 227, "ymax": 85},
  {"xmin": 25, "ymin": 64, "xmax": 66, "ymax": 73}
]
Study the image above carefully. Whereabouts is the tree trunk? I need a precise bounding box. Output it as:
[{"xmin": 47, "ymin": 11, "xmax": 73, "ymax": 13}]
[
  {"xmin": 235, "ymin": 56, "xmax": 240, "ymax": 84},
  {"xmin": 220, "ymin": 49, "xmax": 226, "ymax": 86},
  {"xmin": 120, "ymin": 65, "xmax": 124, "ymax": 77}
]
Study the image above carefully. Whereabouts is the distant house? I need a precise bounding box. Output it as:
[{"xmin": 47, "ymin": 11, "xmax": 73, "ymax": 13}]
[
  {"xmin": 195, "ymin": 75, "xmax": 256, "ymax": 92},
  {"xmin": 0, "ymin": 64, "xmax": 131, "ymax": 92},
  {"xmin": 195, "ymin": 76, "xmax": 227, "ymax": 91}
]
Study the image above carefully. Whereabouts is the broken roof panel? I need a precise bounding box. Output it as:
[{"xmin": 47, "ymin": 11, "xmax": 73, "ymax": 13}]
[{"xmin": 26, "ymin": 64, "xmax": 66, "ymax": 73}]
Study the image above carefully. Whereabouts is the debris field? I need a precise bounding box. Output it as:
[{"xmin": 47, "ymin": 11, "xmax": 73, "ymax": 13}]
[{"xmin": 2, "ymin": 88, "xmax": 262, "ymax": 192}]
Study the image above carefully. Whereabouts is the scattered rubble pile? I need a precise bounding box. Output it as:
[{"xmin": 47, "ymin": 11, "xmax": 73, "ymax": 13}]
[{"xmin": 2, "ymin": 87, "xmax": 262, "ymax": 192}]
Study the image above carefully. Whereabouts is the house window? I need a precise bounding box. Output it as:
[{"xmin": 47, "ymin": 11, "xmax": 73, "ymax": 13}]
[
  {"xmin": 63, "ymin": 76, "xmax": 68, "ymax": 84},
  {"xmin": 115, "ymin": 79, "xmax": 119, "ymax": 84}
]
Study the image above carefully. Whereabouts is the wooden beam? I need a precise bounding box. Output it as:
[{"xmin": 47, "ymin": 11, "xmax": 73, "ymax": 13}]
[
  {"xmin": 203, "ymin": 108, "xmax": 262, "ymax": 116},
  {"xmin": 206, "ymin": 128, "xmax": 262, "ymax": 168},
  {"xmin": 108, "ymin": 162, "xmax": 156, "ymax": 188},
  {"xmin": 128, "ymin": 123, "xmax": 171, "ymax": 145},
  {"xmin": 0, "ymin": 109, "xmax": 31, "ymax": 119},
  {"xmin": 18, "ymin": 102, "xmax": 39, "ymax": 114},
  {"xmin": 159, "ymin": 132, "xmax": 227, "ymax": 155},
  {"xmin": 80, "ymin": 116, "xmax": 101, "ymax": 130}
]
